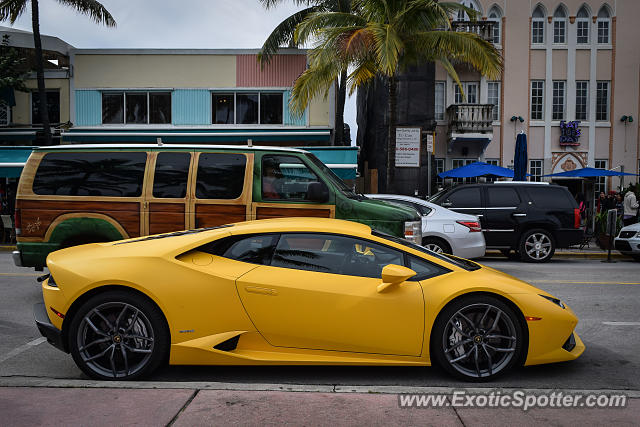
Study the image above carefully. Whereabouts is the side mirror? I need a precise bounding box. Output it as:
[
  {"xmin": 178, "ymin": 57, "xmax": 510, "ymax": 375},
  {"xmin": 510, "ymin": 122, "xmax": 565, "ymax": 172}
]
[
  {"xmin": 307, "ymin": 181, "xmax": 329, "ymax": 203},
  {"xmin": 377, "ymin": 264, "xmax": 417, "ymax": 293}
]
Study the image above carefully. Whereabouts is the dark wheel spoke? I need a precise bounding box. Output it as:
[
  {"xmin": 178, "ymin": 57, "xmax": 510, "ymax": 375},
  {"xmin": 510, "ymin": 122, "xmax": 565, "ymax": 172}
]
[
  {"xmin": 449, "ymin": 347, "xmax": 474, "ymax": 363},
  {"xmin": 79, "ymin": 337, "xmax": 110, "ymax": 352},
  {"xmin": 485, "ymin": 344, "xmax": 515, "ymax": 353},
  {"xmin": 457, "ymin": 312, "xmax": 476, "ymax": 330},
  {"xmin": 84, "ymin": 318, "xmax": 109, "ymax": 337},
  {"xmin": 485, "ymin": 334, "xmax": 516, "ymax": 341},
  {"xmin": 120, "ymin": 345, "xmax": 129, "ymax": 376},
  {"xmin": 489, "ymin": 311, "xmax": 502, "ymax": 332},
  {"xmin": 93, "ymin": 309, "xmax": 114, "ymax": 330},
  {"xmin": 123, "ymin": 334, "xmax": 154, "ymax": 342},
  {"xmin": 482, "ymin": 344, "xmax": 493, "ymax": 376},
  {"xmin": 109, "ymin": 345, "xmax": 117, "ymax": 378},
  {"xmin": 124, "ymin": 309, "xmax": 140, "ymax": 333},
  {"xmin": 83, "ymin": 344, "xmax": 115, "ymax": 362},
  {"xmin": 449, "ymin": 319, "xmax": 470, "ymax": 338},
  {"xmin": 479, "ymin": 305, "xmax": 491, "ymax": 328},
  {"xmin": 445, "ymin": 338, "xmax": 473, "ymax": 354},
  {"xmin": 473, "ymin": 345, "xmax": 481, "ymax": 377},
  {"xmin": 115, "ymin": 305, "xmax": 129, "ymax": 328},
  {"xmin": 122, "ymin": 344, "xmax": 153, "ymax": 354}
]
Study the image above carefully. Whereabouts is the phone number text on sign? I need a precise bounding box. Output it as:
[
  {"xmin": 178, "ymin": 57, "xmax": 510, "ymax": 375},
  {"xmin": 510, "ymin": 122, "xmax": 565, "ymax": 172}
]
[{"xmin": 395, "ymin": 127, "xmax": 421, "ymax": 167}]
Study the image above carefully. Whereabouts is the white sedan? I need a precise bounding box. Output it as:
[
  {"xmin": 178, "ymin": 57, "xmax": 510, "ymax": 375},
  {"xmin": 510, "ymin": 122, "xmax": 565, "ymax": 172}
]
[
  {"xmin": 614, "ymin": 222, "xmax": 640, "ymax": 261},
  {"xmin": 366, "ymin": 194, "xmax": 486, "ymax": 259}
]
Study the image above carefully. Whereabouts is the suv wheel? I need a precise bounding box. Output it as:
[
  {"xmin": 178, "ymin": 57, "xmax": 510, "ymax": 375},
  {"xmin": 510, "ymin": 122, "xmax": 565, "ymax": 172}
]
[{"xmin": 519, "ymin": 229, "xmax": 555, "ymax": 263}]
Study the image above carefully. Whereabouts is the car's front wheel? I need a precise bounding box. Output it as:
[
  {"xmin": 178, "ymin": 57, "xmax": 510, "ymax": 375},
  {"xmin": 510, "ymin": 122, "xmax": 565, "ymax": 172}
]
[
  {"xmin": 68, "ymin": 290, "xmax": 169, "ymax": 380},
  {"xmin": 519, "ymin": 229, "xmax": 555, "ymax": 262},
  {"xmin": 431, "ymin": 295, "xmax": 525, "ymax": 381}
]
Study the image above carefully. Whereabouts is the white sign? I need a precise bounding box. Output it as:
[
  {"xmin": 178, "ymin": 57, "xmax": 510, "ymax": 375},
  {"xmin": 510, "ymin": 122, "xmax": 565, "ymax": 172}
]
[
  {"xmin": 426, "ymin": 133, "xmax": 434, "ymax": 154},
  {"xmin": 395, "ymin": 127, "xmax": 421, "ymax": 167}
]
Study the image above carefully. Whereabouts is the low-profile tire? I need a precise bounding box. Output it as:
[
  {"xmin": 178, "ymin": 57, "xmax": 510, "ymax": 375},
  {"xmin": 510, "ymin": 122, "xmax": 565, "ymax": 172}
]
[
  {"xmin": 423, "ymin": 237, "xmax": 452, "ymax": 255},
  {"xmin": 68, "ymin": 290, "xmax": 169, "ymax": 380},
  {"xmin": 519, "ymin": 229, "xmax": 555, "ymax": 263},
  {"xmin": 431, "ymin": 295, "xmax": 525, "ymax": 381}
]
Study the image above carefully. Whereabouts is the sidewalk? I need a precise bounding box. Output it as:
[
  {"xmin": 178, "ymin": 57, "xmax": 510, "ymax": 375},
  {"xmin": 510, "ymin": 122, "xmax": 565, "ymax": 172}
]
[{"xmin": 0, "ymin": 386, "xmax": 638, "ymax": 426}]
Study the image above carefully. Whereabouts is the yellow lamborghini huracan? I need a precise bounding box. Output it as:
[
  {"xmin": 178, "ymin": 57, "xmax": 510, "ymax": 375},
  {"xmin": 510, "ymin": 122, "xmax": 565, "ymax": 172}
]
[{"xmin": 34, "ymin": 218, "xmax": 584, "ymax": 381}]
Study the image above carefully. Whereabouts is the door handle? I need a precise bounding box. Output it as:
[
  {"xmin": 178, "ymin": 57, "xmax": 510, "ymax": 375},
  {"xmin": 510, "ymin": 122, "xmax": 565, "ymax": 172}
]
[
  {"xmin": 476, "ymin": 214, "xmax": 483, "ymax": 217},
  {"xmin": 512, "ymin": 213, "xmax": 527, "ymax": 217},
  {"xmin": 244, "ymin": 286, "xmax": 278, "ymax": 296}
]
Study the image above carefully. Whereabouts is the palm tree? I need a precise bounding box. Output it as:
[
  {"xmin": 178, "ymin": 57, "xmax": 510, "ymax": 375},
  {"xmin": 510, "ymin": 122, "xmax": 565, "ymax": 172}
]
[
  {"xmin": 290, "ymin": 0, "xmax": 502, "ymax": 191},
  {"xmin": 258, "ymin": 0, "xmax": 351, "ymax": 146},
  {"xmin": 0, "ymin": 0, "xmax": 115, "ymax": 144}
]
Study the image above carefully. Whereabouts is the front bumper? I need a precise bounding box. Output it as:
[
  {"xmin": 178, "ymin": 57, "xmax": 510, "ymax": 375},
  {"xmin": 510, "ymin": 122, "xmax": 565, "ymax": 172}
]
[
  {"xmin": 614, "ymin": 237, "xmax": 640, "ymax": 255},
  {"xmin": 33, "ymin": 302, "xmax": 67, "ymax": 353}
]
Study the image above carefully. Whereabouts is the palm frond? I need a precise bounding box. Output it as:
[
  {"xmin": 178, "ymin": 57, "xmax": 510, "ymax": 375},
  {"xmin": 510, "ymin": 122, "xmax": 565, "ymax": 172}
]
[
  {"xmin": 258, "ymin": 6, "xmax": 318, "ymax": 65},
  {"xmin": 0, "ymin": 0, "xmax": 28, "ymax": 24},
  {"xmin": 438, "ymin": 57, "xmax": 465, "ymax": 100},
  {"xmin": 367, "ymin": 22, "xmax": 402, "ymax": 76},
  {"xmin": 55, "ymin": 0, "xmax": 116, "ymax": 26},
  {"xmin": 294, "ymin": 11, "xmax": 366, "ymax": 45},
  {"xmin": 346, "ymin": 58, "xmax": 377, "ymax": 94},
  {"xmin": 290, "ymin": 60, "xmax": 340, "ymax": 115}
]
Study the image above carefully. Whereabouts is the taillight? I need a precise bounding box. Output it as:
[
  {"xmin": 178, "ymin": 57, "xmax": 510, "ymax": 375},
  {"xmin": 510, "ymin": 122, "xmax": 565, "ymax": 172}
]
[
  {"xmin": 14, "ymin": 208, "xmax": 21, "ymax": 236},
  {"xmin": 457, "ymin": 220, "xmax": 482, "ymax": 232},
  {"xmin": 573, "ymin": 208, "xmax": 580, "ymax": 229}
]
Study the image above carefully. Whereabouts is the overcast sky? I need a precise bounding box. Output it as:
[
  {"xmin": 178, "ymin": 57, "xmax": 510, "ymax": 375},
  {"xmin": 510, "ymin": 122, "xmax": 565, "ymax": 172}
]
[{"xmin": 5, "ymin": 0, "xmax": 357, "ymax": 142}]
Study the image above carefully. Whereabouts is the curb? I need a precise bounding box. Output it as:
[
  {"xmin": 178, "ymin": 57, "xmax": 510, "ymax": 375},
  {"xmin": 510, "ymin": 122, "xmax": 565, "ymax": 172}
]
[
  {"xmin": 0, "ymin": 245, "xmax": 16, "ymax": 252},
  {"xmin": 484, "ymin": 250, "xmax": 626, "ymax": 260}
]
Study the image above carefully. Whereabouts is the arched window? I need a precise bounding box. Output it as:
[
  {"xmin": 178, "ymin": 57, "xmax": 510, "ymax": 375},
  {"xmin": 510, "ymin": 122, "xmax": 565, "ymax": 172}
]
[
  {"xmin": 488, "ymin": 5, "xmax": 502, "ymax": 45},
  {"xmin": 597, "ymin": 6, "xmax": 611, "ymax": 44},
  {"xmin": 553, "ymin": 5, "xmax": 568, "ymax": 44},
  {"xmin": 576, "ymin": 6, "xmax": 590, "ymax": 44},
  {"xmin": 455, "ymin": 0, "xmax": 482, "ymax": 21},
  {"xmin": 532, "ymin": 4, "xmax": 546, "ymax": 44}
]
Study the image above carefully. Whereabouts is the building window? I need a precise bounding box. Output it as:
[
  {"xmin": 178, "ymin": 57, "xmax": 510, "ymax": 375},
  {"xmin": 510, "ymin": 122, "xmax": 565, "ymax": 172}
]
[
  {"xmin": 594, "ymin": 159, "xmax": 608, "ymax": 196},
  {"xmin": 0, "ymin": 103, "xmax": 9, "ymax": 126},
  {"xmin": 575, "ymin": 81, "xmax": 589, "ymax": 121},
  {"xmin": 452, "ymin": 158, "xmax": 476, "ymax": 184},
  {"xmin": 435, "ymin": 81, "xmax": 445, "ymax": 121},
  {"xmin": 485, "ymin": 159, "xmax": 499, "ymax": 182},
  {"xmin": 552, "ymin": 6, "xmax": 567, "ymax": 44},
  {"xmin": 529, "ymin": 159, "xmax": 543, "ymax": 182},
  {"xmin": 488, "ymin": 6, "xmax": 502, "ymax": 44},
  {"xmin": 487, "ymin": 81, "xmax": 500, "ymax": 121},
  {"xmin": 596, "ymin": 81, "xmax": 610, "ymax": 121},
  {"xmin": 532, "ymin": 5, "xmax": 546, "ymax": 44},
  {"xmin": 211, "ymin": 92, "xmax": 283, "ymax": 125},
  {"xmin": 101, "ymin": 91, "xmax": 171, "ymax": 125},
  {"xmin": 454, "ymin": 82, "xmax": 478, "ymax": 104},
  {"xmin": 32, "ymin": 90, "xmax": 61, "ymax": 124},
  {"xmin": 530, "ymin": 81, "xmax": 544, "ymax": 120},
  {"xmin": 552, "ymin": 81, "xmax": 566, "ymax": 121},
  {"xmin": 576, "ymin": 6, "xmax": 590, "ymax": 44},
  {"xmin": 597, "ymin": 7, "xmax": 611, "ymax": 44},
  {"xmin": 435, "ymin": 158, "xmax": 445, "ymax": 187}
]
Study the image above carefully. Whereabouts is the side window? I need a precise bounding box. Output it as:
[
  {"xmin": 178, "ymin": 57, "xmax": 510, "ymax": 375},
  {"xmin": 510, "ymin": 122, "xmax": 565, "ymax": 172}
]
[
  {"xmin": 486, "ymin": 187, "xmax": 520, "ymax": 207},
  {"xmin": 407, "ymin": 256, "xmax": 450, "ymax": 281},
  {"xmin": 383, "ymin": 199, "xmax": 432, "ymax": 216},
  {"xmin": 262, "ymin": 155, "xmax": 321, "ymax": 201},
  {"xmin": 446, "ymin": 187, "xmax": 482, "ymax": 208},
  {"xmin": 32, "ymin": 151, "xmax": 147, "ymax": 196},
  {"xmin": 526, "ymin": 187, "xmax": 576, "ymax": 209},
  {"xmin": 153, "ymin": 152, "xmax": 190, "ymax": 198},
  {"xmin": 271, "ymin": 233, "xmax": 404, "ymax": 278},
  {"xmin": 200, "ymin": 234, "xmax": 278, "ymax": 265},
  {"xmin": 196, "ymin": 153, "xmax": 246, "ymax": 199}
]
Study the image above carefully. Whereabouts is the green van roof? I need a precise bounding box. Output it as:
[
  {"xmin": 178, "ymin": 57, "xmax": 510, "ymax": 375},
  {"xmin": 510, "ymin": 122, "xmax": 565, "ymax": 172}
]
[{"xmin": 32, "ymin": 144, "xmax": 310, "ymax": 154}]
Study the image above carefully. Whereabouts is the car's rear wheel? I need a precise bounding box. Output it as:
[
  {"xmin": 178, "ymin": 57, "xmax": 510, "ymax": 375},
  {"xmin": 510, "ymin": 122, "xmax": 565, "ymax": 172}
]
[
  {"xmin": 423, "ymin": 237, "xmax": 451, "ymax": 254},
  {"xmin": 432, "ymin": 295, "xmax": 524, "ymax": 381},
  {"xmin": 68, "ymin": 290, "xmax": 169, "ymax": 380},
  {"xmin": 519, "ymin": 229, "xmax": 555, "ymax": 262}
]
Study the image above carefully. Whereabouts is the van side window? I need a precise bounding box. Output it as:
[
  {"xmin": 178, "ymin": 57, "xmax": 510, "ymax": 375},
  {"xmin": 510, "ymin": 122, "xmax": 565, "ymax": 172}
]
[
  {"xmin": 32, "ymin": 152, "xmax": 147, "ymax": 197},
  {"xmin": 153, "ymin": 152, "xmax": 190, "ymax": 198},
  {"xmin": 195, "ymin": 153, "xmax": 246, "ymax": 199},
  {"xmin": 262, "ymin": 155, "xmax": 321, "ymax": 201}
]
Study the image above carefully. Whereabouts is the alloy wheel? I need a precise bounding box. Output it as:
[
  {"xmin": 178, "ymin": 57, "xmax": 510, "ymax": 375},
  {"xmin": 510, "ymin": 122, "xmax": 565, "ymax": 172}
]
[
  {"xmin": 524, "ymin": 232, "xmax": 552, "ymax": 260},
  {"xmin": 76, "ymin": 302, "xmax": 155, "ymax": 379},
  {"xmin": 442, "ymin": 303, "xmax": 518, "ymax": 379},
  {"xmin": 425, "ymin": 243, "xmax": 444, "ymax": 253}
]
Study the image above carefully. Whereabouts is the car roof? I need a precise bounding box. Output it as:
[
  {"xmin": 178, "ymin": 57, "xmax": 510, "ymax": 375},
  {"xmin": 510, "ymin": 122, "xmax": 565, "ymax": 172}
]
[
  {"xmin": 32, "ymin": 144, "xmax": 310, "ymax": 154},
  {"xmin": 228, "ymin": 217, "xmax": 373, "ymax": 236}
]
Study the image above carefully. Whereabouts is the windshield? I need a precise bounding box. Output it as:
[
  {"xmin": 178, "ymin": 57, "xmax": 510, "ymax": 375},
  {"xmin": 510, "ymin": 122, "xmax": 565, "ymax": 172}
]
[
  {"xmin": 306, "ymin": 153, "xmax": 360, "ymax": 199},
  {"xmin": 372, "ymin": 230, "xmax": 481, "ymax": 271}
]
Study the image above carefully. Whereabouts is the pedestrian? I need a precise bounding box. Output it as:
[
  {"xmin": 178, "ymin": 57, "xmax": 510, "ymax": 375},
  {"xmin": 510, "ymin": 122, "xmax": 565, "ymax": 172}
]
[
  {"xmin": 623, "ymin": 189, "xmax": 639, "ymax": 226},
  {"xmin": 597, "ymin": 191, "xmax": 606, "ymax": 213},
  {"xmin": 576, "ymin": 193, "xmax": 587, "ymax": 226},
  {"xmin": 605, "ymin": 191, "xmax": 617, "ymax": 211},
  {"xmin": 615, "ymin": 193, "xmax": 624, "ymax": 218}
]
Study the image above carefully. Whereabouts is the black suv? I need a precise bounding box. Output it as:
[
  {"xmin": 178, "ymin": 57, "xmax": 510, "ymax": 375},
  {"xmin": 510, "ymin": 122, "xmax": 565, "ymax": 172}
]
[{"xmin": 430, "ymin": 182, "xmax": 583, "ymax": 262}]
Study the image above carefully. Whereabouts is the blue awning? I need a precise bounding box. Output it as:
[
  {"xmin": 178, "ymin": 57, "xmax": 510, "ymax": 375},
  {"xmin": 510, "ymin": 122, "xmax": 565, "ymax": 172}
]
[
  {"xmin": 439, "ymin": 161, "xmax": 514, "ymax": 178},
  {"xmin": 0, "ymin": 146, "xmax": 34, "ymax": 178},
  {"xmin": 543, "ymin": 167, "xmax": 638, "ymax": 178}
]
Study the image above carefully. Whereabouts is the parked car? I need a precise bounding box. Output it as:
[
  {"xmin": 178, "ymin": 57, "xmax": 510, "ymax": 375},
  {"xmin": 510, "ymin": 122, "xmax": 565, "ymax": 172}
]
[
  {"xmin": 366, "ymin": 194, "xmax": 485, "ymax": 258},
  {"xmin": 429, "ymin": 182, "xmax": 583, "ymax": 262},
  {"xmin": 13, "ymin": 144, "xmax": 422, "ymax": 270},
  {"xmin": 35, "ymin": 217, "xmax": 583, "ymax": 381},
  {"xmin": 614, "ymin": 222, "xmax": 640, "ymax": 261}
]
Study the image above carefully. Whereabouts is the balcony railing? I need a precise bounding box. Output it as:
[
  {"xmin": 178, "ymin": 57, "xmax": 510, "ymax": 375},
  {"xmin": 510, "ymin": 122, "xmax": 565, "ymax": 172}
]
[
  {"xmin": 451, "ymin": 21, "xmax": 495, "ymax": 43},
  {"xmin": 447, "ymin": 104, "xmax": 494, "ymax": 134}
]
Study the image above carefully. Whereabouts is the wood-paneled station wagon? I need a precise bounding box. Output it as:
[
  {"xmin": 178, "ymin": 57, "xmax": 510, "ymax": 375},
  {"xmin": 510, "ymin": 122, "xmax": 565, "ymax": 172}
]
[{"xmin": 14, "ymin": 144, "xmax": 421, "ymax": 269}]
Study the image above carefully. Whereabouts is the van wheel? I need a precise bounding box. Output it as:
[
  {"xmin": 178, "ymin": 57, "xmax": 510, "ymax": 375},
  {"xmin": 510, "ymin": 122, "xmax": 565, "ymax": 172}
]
[
  {"xmin": 68, "ymin": 290, "xmax": 169, "ymax": 380},
  {"xmin": 423, "ymin": 237, "xmax": 451, "ymax": 254},
  {"xmin": 519, "ymin": 229, "xmax": 555, "ymax": 263}
]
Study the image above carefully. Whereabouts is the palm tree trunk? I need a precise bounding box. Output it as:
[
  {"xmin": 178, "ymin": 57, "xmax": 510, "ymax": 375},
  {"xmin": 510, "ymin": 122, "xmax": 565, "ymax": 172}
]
[
  {"xmin": 31, "ymin": 0, "xmax": 52, "ymax": 145},
  {"xmin": 386, "ymin": 74, "xmax": 397, "ymax": 192},
  {"xmin": 334, "ymin": 69, "xmax": 347, "ymax": 146}
]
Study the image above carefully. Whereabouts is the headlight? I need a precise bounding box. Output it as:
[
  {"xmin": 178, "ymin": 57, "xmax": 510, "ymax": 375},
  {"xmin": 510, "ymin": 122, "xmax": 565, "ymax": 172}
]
[
  {"xmin": 539, "ymin": 294, "xmax": 565, "ymax": 309},
  {"xmin": 404, "ymin": 221, "xmax": 422, "ymax": 244}
]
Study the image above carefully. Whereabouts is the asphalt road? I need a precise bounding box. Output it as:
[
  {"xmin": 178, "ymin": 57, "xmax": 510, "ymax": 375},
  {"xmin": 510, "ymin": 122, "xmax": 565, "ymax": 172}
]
[{"xmin": 1, "ymin": 252, "xmax": 639, "ymax": 391}]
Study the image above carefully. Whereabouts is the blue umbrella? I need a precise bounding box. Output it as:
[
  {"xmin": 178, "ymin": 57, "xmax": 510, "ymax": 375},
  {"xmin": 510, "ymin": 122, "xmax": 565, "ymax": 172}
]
[
  {"xmin": 543, "ymin": 167, "xmax": 638, "ymax": 177},
  {"xmin": 438, "ymin": 162, "xmax": 514, "ymax": 178},
  {"xmin": 513, "ymin": 133, "xmax": 528, "ymax": 181}
]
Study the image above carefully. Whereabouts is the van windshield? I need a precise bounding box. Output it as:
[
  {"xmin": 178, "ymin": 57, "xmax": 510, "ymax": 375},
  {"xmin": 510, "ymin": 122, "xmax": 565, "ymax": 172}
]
[{"xmin": 306, "ymin": 153, "xmax": 360, "ymax": 199}]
